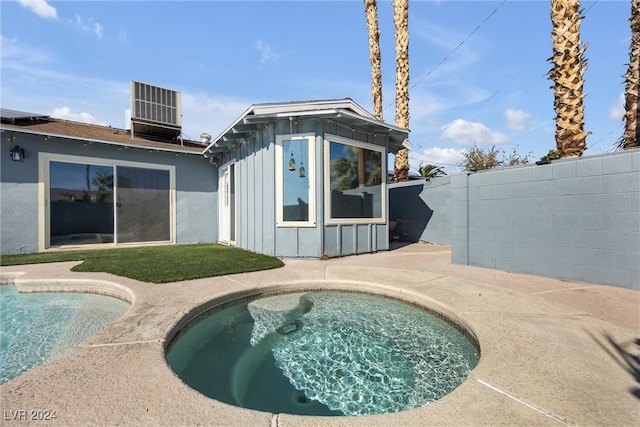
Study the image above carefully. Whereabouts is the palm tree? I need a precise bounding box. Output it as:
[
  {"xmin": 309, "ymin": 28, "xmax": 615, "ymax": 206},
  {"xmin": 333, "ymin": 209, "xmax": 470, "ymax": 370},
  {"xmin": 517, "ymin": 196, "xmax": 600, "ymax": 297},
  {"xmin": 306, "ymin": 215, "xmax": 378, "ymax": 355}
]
[
  {"xmin": 363, "ymin": 0, "xmax": 384, "ymax": 195},
  {"xmin": 331, "ymin": 146, "xmax": 382, "ymax": 189},
  {"xmin": 548, "ymin": 0, "xmax": 590, "ymax": 157},
  {"xmin": 418, "ymin": 163, "xmax": 447, "ymax": 178},
  {"xmin": 364, "ymin": 0, "xmax": 383, "ymax": 122},
  {"xmin": 392, "ymin": 0, "xmax": 410, "ymax": 182},
  {"xmin": 618, "ymin": 0, "xmax": 639, "ymax": 150}
]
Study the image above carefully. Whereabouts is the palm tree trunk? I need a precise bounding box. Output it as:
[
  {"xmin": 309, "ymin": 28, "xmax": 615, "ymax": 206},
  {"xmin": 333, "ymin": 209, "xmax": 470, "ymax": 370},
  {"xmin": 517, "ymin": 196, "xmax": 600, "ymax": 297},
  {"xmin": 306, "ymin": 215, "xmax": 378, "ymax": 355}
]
[
  {"xmin": 548, "ymin": 0, "xmax": 590, "ymax": 158},
  {"xmin": 364, "ymin": 0, "xmax": 383, "ymax": 122},
  {"xmin": 393, "ymin": 0, "xmax": 410, "ymax": 182},
  {"xmin": 619, "ymin": 0, "xmax": 640, "ymax": 149}
]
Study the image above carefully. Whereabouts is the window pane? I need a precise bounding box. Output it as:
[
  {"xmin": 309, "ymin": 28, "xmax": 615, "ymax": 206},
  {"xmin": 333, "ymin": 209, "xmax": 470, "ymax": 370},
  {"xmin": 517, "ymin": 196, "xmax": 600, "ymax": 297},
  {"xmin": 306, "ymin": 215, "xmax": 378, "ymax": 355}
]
[
  {"xmin": 329, "ymin": 141, "xmax": 382, "ymax": 219},
  {"xmin": 116, "ymin": 166, "xmax": 170, "ymax": 243},
  {"xmin": 282, "ymin": 138, "xmax": 310, "ymax": 222},
  {"xmin": 49, "ymin": 162, "xmax": 114, "ymax": 245}
]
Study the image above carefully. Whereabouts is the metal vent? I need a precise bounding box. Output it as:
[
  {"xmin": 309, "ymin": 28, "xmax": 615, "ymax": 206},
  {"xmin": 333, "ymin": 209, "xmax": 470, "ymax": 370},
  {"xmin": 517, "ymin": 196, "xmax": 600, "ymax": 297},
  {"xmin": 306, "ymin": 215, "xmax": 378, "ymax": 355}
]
[{"xmin": 130, "ymin": 80, "xmax": 182, "ymax": 128}]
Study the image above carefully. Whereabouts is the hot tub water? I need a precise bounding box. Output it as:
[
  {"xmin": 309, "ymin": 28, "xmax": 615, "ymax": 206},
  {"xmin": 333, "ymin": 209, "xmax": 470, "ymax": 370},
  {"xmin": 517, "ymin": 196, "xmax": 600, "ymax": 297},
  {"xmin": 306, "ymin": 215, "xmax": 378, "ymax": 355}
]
[{"xmin": 167, "ymin": 291, "xmax": 479, "ymax": 416}]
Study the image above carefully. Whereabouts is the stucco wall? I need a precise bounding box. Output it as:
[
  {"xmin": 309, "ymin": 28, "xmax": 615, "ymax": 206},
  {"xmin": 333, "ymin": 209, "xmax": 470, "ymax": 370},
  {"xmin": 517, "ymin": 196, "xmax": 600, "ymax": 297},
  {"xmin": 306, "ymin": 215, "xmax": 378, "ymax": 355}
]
[
  {"xmin": 0, "ymin": 135, "xmax": 217, "ymax": 254},
  {"xmin": 2, "ymin": 137, "xmax": 45, "ymax": 254},
  {"xmin": 451, "ymin": 150, "xmax": 639, "ymax": 290}
]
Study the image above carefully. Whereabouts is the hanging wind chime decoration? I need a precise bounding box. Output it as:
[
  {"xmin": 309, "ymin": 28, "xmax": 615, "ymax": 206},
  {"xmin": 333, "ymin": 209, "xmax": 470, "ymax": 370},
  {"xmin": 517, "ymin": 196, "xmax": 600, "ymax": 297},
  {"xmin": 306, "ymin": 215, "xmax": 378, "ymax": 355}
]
[
  {"xmin": 287, "ymin": 144, "xmax": 306, "ymax": 177},
  {"xmin": 288, "ymin": 152, "xmax": 296, "ymax": 171}
]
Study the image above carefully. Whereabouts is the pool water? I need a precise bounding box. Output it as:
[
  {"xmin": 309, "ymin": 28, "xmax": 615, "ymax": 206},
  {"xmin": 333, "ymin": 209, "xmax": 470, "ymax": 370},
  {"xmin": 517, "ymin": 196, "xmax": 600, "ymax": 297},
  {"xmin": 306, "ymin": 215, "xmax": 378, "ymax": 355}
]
[
  {"xmin": 0, "ymin": 285, "xmax": 130, "ymax": 384},
  {"xmin": 167, "ymin": 291, "xmax": 479, "ymax": 416}
]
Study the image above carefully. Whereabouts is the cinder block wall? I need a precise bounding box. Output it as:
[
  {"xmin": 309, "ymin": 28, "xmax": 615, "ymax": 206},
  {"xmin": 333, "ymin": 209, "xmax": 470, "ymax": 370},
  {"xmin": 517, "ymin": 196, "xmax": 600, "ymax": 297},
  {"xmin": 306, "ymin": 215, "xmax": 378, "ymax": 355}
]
[
  {"xmin": 451, "ymin": 150, "xmax": 639, "ymax": 290},
  {"xmin": 389, "ymin": 176, "xmax": 452, "ymax": 244}
]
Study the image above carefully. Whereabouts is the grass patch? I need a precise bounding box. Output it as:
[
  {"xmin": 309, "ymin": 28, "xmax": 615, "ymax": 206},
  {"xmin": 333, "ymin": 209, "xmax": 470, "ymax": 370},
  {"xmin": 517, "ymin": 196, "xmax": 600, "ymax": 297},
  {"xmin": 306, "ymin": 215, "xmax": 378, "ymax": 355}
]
[{"xmin": 0, "ymin": 244, "xmax": 284, "ymax": 283}]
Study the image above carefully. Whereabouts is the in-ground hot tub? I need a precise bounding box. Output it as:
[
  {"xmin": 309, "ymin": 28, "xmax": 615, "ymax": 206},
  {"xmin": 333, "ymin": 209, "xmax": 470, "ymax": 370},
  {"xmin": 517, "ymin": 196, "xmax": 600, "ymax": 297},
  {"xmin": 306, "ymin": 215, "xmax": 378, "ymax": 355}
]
[{"xmin": 166, "ymin": 290, "xmax": 480, "ymax": 416}]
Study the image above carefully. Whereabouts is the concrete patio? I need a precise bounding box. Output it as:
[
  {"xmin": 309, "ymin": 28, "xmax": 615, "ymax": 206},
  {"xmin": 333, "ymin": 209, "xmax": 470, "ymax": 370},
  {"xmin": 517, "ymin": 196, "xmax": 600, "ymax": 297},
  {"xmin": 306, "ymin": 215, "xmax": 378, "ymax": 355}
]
[{"xmin": 1, "ymin": 243, "xmax": 638, "ymax": 426}]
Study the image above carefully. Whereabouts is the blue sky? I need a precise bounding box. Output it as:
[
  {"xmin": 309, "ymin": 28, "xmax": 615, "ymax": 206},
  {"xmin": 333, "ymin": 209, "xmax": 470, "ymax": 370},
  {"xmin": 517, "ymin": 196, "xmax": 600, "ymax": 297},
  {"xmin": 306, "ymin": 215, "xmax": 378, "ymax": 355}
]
[{"xmin": 1, "ymin": 0, "xmax": 630, "ymax": 174}]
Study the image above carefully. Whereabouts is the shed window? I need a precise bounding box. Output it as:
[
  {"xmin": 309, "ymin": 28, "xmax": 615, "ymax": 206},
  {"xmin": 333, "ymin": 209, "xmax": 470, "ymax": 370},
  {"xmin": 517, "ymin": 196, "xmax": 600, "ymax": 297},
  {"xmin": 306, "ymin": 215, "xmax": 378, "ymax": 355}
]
[
  {"xmin": 276, "ymin": 134, "xmax": 315, "ymax": 227},
  {"xmin": 324, "ymin": 134, "xmax": 385, "ymax": 224}
]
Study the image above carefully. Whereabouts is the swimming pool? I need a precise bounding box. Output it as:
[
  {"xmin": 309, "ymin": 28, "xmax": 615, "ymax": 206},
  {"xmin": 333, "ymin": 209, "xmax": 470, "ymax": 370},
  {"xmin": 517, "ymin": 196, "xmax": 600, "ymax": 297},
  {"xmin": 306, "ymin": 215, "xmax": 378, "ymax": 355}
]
[
  {"xmin": 0, "ymin": 285, "xmax": 130, "ymax": 384},
  {"xmin": 167, "ymin": 291, "xmax": 480, "ymax": 416}
]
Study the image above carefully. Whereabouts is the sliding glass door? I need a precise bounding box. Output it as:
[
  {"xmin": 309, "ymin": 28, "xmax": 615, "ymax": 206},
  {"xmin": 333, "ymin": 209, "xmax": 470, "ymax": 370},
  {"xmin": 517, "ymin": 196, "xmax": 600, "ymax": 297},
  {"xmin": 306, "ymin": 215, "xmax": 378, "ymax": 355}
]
[
  {"xmin": 116, "ymin": 166, "xmax": 170, "ymax": 243},
  {"xmin": 47, "ymin": 155, "xmax": 173, "ymax": 247},
  {"xmin": 49, "ymin": 161, "xmax": 115, "ymax": 246}
]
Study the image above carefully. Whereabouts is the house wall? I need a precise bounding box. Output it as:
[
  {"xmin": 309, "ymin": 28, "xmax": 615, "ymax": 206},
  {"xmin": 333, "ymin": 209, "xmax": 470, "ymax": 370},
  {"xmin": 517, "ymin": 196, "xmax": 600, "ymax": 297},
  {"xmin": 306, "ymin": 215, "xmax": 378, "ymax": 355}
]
[
  {"xmin": 1, "ymin": 138, "xmax": 38, "ymax": 254},
  {"xmin": 450, "ymin": 150, "xmax": 639, "ymax": 290},
  {"xmin": 0, "ymin": 134, "xmax": 217, "ymax": 255},
  {"xmin": 174, "ymin": 153, "xmax": 218, "ymax": 245},
  {"xmin": 231, "ymin": 121, "xmax": 279, "ymax": 256},
  {"xmin": 226, "ymin": 117, "xmax": 392, "ymax": 258}
]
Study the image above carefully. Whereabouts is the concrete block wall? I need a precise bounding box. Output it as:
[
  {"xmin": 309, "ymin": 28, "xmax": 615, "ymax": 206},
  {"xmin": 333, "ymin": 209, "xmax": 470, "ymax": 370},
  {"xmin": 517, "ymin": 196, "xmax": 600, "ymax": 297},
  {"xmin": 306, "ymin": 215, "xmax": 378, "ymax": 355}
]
[
  {"xmin": 389, "ymin": 176, "xmax": 451, "ymax": 244},
  {"xmin": 451, "ymin": 150, "xmax": 640, "ymax": 290}
]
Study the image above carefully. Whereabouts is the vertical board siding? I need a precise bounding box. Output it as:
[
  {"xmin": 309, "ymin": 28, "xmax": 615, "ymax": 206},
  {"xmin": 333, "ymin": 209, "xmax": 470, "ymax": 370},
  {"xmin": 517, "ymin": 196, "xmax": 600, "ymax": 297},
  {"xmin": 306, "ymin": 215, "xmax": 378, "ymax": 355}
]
[{"xmin": 230, "ymin": 117, "xmax": 394, "ymax": 259}]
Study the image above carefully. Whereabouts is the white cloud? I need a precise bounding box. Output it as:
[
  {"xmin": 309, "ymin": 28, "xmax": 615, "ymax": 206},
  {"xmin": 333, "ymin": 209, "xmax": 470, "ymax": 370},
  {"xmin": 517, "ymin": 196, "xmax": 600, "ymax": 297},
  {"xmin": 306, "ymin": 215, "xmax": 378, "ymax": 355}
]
[
  {"xmin": 180, "ymin": 92, "xmax": 252, "ymax": 141},
  {"xmin": 505, "ymin": 108, "xmax": 531, "ymax": 131},
  {"xmin": 411, "ymin": 18, "xmax": 484, "ymax": 85},
  {"xmin": 420, "ymin": 146, "xmax": 463, "ymax": 166},
  {"xmin": 440, "ymin": 118, "xmax": 509, "ymax": 146},
  {"xmin": 407, "ymin": 93, "xmax": 444, "ymax": 131},
  {"xmin": 70, "ymin": 14, "xmax": 104, "ymax": 39},
  {"xmin": 407, "ymin": 84, "xmax": 491, "ymax": 136},
  {"xmin": 0, "ymin": 38, "xmax": 251, "ymax": 136},
  {"xmin": 0, "ymin": 35, "xmax": 18, "ymax": 44},
  {"xmin": 18, "ymin": 0, "xmax": 57, "ymax": 19},
  {"xmin": 610, "ymin": 92, "xmax": 625, "ymax": 121},
  {"xmin": 94, "ymin": 23, "xmax": 104, "ymax": 39},
  {"xmin": 255, "ymin": 40, "xmax": 279, "ymax": 65},
  {"xmin": 51, "ymin": 107, "xmax": 107, "ymax": 126}
]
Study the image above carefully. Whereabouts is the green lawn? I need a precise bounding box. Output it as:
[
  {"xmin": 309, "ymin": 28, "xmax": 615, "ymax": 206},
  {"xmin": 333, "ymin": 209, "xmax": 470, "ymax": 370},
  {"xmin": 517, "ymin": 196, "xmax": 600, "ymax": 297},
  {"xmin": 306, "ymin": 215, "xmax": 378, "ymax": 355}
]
[{"xmin": 0, "ymin": 244, "xmax": 284, "ymax": 283}]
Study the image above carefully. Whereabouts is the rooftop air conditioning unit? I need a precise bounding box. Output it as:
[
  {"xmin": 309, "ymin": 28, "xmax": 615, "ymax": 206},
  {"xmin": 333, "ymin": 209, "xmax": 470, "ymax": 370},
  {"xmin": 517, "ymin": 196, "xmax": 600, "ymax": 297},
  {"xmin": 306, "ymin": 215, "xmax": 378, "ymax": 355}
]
[{"xmin": 129, "ymin": 80, "xmax": 182, "ymax": 140}]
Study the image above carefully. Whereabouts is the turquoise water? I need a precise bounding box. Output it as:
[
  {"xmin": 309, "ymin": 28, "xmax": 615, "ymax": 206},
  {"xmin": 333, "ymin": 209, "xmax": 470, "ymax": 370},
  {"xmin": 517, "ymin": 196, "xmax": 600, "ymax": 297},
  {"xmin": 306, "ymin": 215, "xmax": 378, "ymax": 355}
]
[
  {"xmin": 0, "ymin": 285, "xmax": 130, "ymax": 384},
  {"xmin": 167, "ymin": 291, "xmax": 480, "ymax": 416}
]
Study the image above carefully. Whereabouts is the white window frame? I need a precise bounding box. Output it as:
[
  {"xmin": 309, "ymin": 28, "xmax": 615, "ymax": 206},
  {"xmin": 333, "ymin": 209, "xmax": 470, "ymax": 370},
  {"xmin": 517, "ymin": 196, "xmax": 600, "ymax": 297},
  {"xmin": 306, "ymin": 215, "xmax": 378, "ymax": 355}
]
[
  {"xmin": 38, "ymin": 152, "xmax": 176, "ymax": 251},
  {"xmin": 323, "ymin": 133, "xmax": 386, "ymax": 225},
  {"xmin": 275, "ymin": 133, "xmax": 316, "ymax": 227}
]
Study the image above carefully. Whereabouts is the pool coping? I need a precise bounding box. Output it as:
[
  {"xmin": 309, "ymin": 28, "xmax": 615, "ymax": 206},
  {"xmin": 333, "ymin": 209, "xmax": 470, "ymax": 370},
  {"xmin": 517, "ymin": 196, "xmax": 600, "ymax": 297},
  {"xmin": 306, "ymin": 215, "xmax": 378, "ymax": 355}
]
[{"xmin": 0, "ymin": 244, "xmax": 638, "ymax": 426}]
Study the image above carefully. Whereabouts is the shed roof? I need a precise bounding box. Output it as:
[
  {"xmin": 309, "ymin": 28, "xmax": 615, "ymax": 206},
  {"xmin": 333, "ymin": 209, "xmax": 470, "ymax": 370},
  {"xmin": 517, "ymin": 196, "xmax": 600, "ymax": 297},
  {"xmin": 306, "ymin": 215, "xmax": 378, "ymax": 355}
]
[
  {"xmin": 0, "ymin": 108, "xmax": 204, "ymax": 154},
  {"xmin": 203, "ymin": 99, "xmax": 410, "ymax": 157}
]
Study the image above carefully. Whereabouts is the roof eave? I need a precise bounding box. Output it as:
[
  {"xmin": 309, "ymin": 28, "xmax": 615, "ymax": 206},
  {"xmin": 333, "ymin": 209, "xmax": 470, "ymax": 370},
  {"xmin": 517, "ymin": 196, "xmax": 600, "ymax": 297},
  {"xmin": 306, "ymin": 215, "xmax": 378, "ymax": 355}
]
[
  {"xmin": 203, "ymin": 101, "xmax": 410, "ymax": 156},
  {"xmin": 0, "ymin": 127, "xmax": 203, "ymax": 155}
]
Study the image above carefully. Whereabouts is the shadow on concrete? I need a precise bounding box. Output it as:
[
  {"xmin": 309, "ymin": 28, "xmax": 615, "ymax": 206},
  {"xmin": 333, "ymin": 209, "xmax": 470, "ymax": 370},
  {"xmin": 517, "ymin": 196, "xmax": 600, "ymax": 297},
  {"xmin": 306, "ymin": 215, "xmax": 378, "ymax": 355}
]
[
  {"xmin": 586, "ymin": 329, "xmax": 640, "ymax": 400},
  {"xmin": 388, "ymin": 241, "xmax": 414, "ymax": 251}
]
